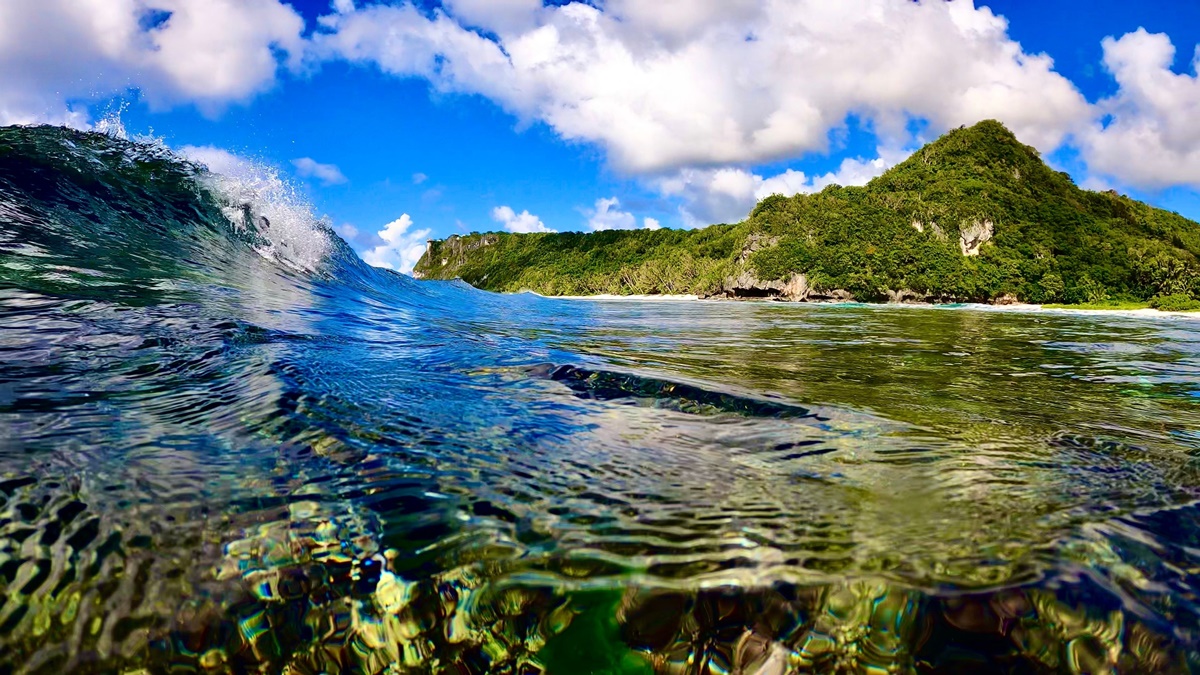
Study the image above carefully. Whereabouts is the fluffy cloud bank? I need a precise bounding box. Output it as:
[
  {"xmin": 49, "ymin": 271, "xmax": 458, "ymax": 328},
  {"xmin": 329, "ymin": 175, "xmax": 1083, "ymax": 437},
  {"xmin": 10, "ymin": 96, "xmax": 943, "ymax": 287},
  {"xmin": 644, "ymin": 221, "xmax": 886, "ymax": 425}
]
[
  {"xmin": 586, "ymin": 197, "xmax": 663, "ymax": 231},
  {"xmin": 178, "ymin": 145, "xmax": 254, "ymax": 177},
  {"xmin": 1080, "ymin": 29, "xmax": 1200, "ymax": 189},
  {"xmin": 0, "ymin": 0, "xmax": 304, "ymax": 125},
  {"xmin": 307, "ymin": 0, "xmax": 1200, "ymax": 219},
  {"xmin": 659, "ymin": 150, "xmax": 909, "ymax": 225},
  {"xmin": 292, "ymin": 157, "xmax": 348, "ymax": 185},
  {"xmin": 492, "ymin": 206, "xmax": 555, "ymax": 233},
  {"xmin": 362, "ymin": 215, "xmax": 431, "ymax": 274},
  {"xmin": 313, "ymin": 0, "xmax": 1089, "ymax": 173},
  {"xmin": 586, "ymin": 198, "xmax": 636, "ymax": 231}
]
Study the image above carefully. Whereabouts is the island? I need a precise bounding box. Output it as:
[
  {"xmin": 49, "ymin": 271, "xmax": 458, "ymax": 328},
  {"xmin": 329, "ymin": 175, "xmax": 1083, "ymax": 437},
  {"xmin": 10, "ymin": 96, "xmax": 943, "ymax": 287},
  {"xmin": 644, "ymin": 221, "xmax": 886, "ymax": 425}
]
[{"xmin": 414, "ymin": 121, "xmax": 1200, "ymax": 312}]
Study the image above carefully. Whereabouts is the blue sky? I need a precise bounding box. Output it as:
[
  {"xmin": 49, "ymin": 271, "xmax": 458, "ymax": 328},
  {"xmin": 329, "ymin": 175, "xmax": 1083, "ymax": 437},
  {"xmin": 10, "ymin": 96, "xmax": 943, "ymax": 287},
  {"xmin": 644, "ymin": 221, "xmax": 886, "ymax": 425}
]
[{"xmin": 4, "ymin": 0, "xmax": 1200, "ymax": 272}]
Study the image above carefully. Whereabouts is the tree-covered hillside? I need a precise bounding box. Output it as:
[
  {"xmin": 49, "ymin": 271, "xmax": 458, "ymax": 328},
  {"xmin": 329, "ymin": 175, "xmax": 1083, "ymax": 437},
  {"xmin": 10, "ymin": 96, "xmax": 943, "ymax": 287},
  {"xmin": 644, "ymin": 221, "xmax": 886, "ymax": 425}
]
[{"xmin": 414, "ymin": 121, "xmax": 1200, "ymax": 304}]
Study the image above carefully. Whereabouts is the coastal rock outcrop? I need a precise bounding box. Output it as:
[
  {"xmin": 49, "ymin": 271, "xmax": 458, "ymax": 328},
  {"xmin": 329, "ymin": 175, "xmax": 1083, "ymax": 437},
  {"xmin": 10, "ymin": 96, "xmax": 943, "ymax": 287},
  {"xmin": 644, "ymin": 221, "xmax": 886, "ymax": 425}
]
[
  {"xmin": 441, "ymin": 233, "xmax": 498, "ymax": 259},
  {"xmin": 808, "ymin": 288, "xmax": 856, "ymax": 302},
  {"xmin": 959, "ymin": 219, "xmax": 994, "ymax": 256},
  {"xmin": 722, "ymin": 271, "xmax": 810, "ymax": 300},
  {"xmin": 737, "ymin": 233, "xmax": 779, "ymax": 263},
  {"xmin": 886, "ymin": 289, "xmax": 925, "ymax": 304},
  {"xmin": 718, "ymin": 233, "xmax": 813, "ymax": 299},
  {"xmin": 718, "ymin": 272, "xmax": 863, "ymax": 303},
  {"xmin": 414, "ymin": 234, "xmax": 499, "ymax": 279}
]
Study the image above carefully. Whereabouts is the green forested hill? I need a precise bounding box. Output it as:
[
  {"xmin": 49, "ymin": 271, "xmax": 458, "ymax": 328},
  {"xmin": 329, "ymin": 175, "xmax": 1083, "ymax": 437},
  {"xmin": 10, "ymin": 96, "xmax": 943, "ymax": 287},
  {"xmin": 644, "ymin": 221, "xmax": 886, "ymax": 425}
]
[{"xmin": 414, "ymin": 121, "xmax": 1200, "ymax": 305}]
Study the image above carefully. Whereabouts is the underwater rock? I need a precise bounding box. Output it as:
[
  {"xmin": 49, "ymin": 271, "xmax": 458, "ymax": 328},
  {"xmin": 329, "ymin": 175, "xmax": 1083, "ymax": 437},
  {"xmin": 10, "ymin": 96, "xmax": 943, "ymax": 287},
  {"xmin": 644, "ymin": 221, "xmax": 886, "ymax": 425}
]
[
  {"xmin": 610, "ymin": 580, "xmax": 1189, "ymax": 675},
  {"xmin": 538, "ymin": 364, "xmax": 817, "ymax": 419}
]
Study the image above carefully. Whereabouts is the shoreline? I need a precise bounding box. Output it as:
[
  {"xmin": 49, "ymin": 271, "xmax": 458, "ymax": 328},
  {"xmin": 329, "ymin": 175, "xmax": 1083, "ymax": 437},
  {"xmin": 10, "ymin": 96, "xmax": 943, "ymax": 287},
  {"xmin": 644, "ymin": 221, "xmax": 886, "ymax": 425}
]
[
  {"xmin": 533, "ymin": 292, "xmax": 1200, "ymax": 319},
  {"xmin": 548, "ymin": 293, "xmax": 702, "ymax": 301}
]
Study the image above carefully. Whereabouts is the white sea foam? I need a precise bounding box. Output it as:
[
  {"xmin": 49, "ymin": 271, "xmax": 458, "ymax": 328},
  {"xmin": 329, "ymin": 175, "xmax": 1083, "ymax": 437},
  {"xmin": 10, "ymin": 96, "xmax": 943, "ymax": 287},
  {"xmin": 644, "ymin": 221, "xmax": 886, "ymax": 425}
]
[
  {"xmin": 92, "ymin": 102, "xmax": 132, "ymax": 139},
  {"xmin": 180, "ymin": 146, "xmax": 331, "ymax": 274},
  {"xmin": 86, "ymin": 105, "xmax": 329, "ymax": 273}
]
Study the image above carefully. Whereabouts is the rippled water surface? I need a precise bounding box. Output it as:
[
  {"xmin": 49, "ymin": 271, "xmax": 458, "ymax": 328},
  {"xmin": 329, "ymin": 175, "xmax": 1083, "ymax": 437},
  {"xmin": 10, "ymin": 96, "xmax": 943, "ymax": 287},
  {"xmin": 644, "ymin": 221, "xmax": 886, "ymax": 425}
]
[{"xmin": 3, "ymin": 127, "xmax": 1200, "ymax": 673}]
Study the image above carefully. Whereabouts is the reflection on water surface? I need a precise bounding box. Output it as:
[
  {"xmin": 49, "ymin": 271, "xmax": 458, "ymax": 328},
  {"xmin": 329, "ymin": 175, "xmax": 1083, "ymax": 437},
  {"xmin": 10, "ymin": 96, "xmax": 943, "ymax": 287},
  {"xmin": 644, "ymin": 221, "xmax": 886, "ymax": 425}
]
[{"xmin": 6, "ymin": 292, "xmax": 1200, "ymax": 673}]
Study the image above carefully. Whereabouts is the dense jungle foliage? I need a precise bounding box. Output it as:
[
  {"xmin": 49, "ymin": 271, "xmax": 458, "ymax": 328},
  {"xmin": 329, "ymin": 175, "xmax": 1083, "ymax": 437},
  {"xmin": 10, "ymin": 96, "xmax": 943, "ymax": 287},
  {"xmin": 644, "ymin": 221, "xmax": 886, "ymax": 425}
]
[{"xmin": 414, "ymin": 121, "xmax": 1200, "ymax": 304}]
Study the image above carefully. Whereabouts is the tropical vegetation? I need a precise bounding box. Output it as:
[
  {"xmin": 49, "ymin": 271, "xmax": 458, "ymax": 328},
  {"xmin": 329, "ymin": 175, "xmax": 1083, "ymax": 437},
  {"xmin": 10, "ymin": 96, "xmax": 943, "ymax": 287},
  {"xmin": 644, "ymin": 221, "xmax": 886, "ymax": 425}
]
[{"xmin": 414, "ymin": 121, "xmax": 1200, "ymax": 306}]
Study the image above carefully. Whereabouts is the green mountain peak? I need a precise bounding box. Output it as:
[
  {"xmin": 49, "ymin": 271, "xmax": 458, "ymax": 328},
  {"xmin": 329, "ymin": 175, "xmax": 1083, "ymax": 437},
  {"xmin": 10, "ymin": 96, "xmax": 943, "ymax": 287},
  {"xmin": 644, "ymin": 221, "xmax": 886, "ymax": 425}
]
[
  {"xmin": 867, "ymin": 120, "xmax": 1067, "ymax": 198},
  {"xmin": 416, "ymin": 121, "xmax": 1200, "ymax": 306}
]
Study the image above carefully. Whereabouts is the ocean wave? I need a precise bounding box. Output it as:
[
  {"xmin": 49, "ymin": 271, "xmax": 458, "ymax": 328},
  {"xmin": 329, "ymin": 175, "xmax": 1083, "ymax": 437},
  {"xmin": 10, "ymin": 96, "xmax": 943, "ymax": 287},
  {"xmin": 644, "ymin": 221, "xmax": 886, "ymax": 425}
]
[{"xmin": 3, "ymin": 126, "xmax": 1200, "ymax": 673}]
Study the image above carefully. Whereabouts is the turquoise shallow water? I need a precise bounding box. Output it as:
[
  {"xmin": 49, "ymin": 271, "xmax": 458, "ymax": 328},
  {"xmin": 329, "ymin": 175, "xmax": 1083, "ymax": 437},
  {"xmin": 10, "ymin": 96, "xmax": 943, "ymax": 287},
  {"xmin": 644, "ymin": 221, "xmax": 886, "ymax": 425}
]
[{"xmin": 2, "ymin": 126, "xmax": 1200, "ymax": 673}]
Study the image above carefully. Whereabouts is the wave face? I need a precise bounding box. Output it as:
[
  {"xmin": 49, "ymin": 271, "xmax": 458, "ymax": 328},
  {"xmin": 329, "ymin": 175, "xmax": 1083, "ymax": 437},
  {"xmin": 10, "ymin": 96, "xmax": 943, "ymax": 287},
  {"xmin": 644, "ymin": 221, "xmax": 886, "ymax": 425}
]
[{"xmin": 3, "ymin": 126, "xmax": 1200, "ymax": 673}]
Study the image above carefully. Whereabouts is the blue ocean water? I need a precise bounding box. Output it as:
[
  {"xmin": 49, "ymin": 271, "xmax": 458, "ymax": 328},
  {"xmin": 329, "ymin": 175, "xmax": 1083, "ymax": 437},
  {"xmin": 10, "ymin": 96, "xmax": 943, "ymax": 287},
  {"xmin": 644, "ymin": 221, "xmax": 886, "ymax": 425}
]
[{"xmin": 2, "ymin": 126, "xmax": 1200, "ymax": 672}]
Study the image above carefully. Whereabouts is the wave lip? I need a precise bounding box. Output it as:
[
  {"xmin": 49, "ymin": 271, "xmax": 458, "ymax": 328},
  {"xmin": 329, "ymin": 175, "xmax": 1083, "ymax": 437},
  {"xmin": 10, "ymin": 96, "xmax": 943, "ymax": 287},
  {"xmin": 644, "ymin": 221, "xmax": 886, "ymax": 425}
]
[{"xmin": 0, "ymin": 126, "xmax": 349, "ymax": 298}]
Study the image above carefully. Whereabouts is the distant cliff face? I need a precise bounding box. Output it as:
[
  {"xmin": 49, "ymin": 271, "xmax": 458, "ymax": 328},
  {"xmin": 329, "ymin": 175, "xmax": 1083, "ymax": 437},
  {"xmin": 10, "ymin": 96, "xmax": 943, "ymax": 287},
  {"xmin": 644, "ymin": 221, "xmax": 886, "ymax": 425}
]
[
  {"xmin": 414, "ymin": 234, "xmax": 500, "ymax": 280},
  {"xmin": 415, "ymin": 121, "xmax": 1200, "ymax": 305}
]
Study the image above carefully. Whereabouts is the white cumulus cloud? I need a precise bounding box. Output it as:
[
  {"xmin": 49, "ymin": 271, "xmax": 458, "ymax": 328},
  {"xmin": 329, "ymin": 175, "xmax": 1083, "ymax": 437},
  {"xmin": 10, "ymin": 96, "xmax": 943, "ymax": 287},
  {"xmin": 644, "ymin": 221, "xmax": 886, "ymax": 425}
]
[
  {"xmin": 659, "ymin": 148, "xmax": 908, "ymax": 225},
  {"xmin": 362, "ymin": 214, "xmax": 432, "ymax": 274},
  {"xmin": 442, "ymin": 0, "xmax": 543, "ymax": 34},
  {"xmin": 1080, "ymin": 29, "xmax": 1200, "ymax": 189},
  {"xmin": 312, "ymin": 0, "xmax": 1090, "ymax": 174},
  {"xmin": 586, "ymin": 197, "xmax": 637, "ymax": 231},
  {"xmin": 584, "ymin": 198, "xmax": 664, "ymax": 231},
  {"xmin": 335, "ymin": 223, "xmax": 360, "ymax": 242},
  {"xmin": 292, "ymin": 157, "xmax": 348, "ymax": 186},
  {"xmin": 178, "ymin": 145, "xmax": 256, "ymax": 176},
  {"xmin": 492, "ymin": 205, "xmax": 555, "ymax": 233},
  {"xmin": 0, "ymin": 0, "xmax": 305, "ymax": 125}
]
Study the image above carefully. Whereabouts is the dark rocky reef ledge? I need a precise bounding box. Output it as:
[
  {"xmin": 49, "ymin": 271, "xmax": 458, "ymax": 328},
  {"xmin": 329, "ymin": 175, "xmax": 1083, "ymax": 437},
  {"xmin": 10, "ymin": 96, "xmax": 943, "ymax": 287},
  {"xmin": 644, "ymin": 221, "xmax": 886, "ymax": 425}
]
[{"xmin": 705, "ymin": 269, "xmax": 1021, "ymax": 305}]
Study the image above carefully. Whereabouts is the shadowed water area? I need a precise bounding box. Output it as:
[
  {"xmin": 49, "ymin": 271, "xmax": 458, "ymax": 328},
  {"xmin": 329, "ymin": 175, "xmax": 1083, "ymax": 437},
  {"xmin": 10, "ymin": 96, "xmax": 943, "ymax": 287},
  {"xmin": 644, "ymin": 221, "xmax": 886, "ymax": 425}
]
[{"xmin": 2, "ymin": 126, "xmax": 1200, "ymax": 673}]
